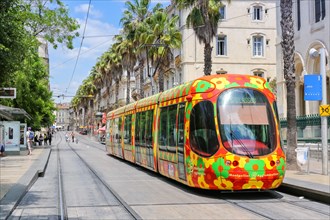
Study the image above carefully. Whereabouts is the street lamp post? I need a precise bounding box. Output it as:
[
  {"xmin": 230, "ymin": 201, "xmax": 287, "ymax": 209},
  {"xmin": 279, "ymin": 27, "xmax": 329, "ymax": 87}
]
[{"xmin": 310, "ymin": 47, "xmax": 328, "ymax": 175}]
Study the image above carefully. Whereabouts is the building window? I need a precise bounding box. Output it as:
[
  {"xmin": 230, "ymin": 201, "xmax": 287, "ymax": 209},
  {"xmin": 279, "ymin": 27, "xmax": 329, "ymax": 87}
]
[
  {"xmin": 219, "ymin": 5, "xmax": 226, "ymax": 20},
  {"xmin": 315, "ymin": 0, "xmax": 326, "ymax": 23},
  {"xmin": 253, "ymin": 36, "xmax": 264, "ymax": 57},
  {"xmin": 253, "ymin": 6, "xmax": 263, "ymax": 21},
  {"xmin": 297, "ymin": 0, "xmax": 301, "ymax": 30},
  {"xmin": 253, "ymin": 71, "xmax": 264, "ymax": 78},
  {"xmin": 216, "ymin": 35, "xmax": 227, "ymax": 56}
]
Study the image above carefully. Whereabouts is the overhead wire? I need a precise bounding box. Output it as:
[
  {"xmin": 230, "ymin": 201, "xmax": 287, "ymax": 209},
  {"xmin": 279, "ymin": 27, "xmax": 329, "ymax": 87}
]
[
  {"xmin": 57, "ymin": 0, "xmax": 299, "ymax": 100},
  {"xmin": 65, "ymin": 0, "xmax": 92, "ymax": 94},
  {"xmin": 50, "ymin": 38, "xmax": 113, "ymax": 70}
]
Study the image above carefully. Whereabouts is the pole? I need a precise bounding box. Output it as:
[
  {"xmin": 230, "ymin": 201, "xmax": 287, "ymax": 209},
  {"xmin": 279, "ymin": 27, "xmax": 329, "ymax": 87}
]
[
  {"xmin": 320, "ymin": 48, "xmax": 328, "ymax": 175},
  {"xmin": 145, "ymin": 47, "xmax": 154, "ymax": 95}
]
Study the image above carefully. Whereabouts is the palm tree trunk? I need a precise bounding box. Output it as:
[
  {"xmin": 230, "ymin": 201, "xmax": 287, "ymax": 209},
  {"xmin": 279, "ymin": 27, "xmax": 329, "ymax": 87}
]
[
  {"xmin": 126, "ymin": 70, "xmax": 131, "ymax": 104},
  {"xmin": 115, "ymin": 78, "xmax": 119, "ymax": 108},
  {"xmin": 158, "ymin": 66, "xmax": 165, "ymax": 92},
  {"xmin": 280, "ymin": 0, "xmax": 298, "ymax": 170},
  {"xmin": 138, "ymin": 58, "xmax": 145, "ymax": 99},
  {"xmin": 204, "ymin": 43, "xmax": 212, "ymax": 75}
]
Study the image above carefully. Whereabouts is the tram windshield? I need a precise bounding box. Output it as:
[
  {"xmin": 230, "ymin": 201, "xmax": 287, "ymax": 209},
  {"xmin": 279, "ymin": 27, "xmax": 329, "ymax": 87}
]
[{"xmin": 218, "ymin": 88, "xmax": 276, "ymax": 157}]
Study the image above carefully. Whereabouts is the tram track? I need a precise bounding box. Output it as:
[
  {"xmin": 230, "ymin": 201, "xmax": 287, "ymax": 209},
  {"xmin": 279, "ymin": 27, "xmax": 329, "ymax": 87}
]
[
  {"xmin": 56, "ymin": 133, "xmax": 68, "ymax": 220},
  {"xmin": 270, "ymin": 190, "xmax": 329, "ymax": 216},
  {"xmin": 214, "ymin": 189, "xmax": 329, "ymax": 220},
  {"xmin": 56, "ymin": 132, "xmax": 329, "ymax": 219},
  {"xmin": 59, "ymin": 132, "xmax": 141, "ymax": 220}
]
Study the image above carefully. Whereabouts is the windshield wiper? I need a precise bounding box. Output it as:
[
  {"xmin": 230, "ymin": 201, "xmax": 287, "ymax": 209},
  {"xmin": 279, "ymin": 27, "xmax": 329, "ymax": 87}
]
[{"xmin": 226, "ymin": 127, "xmax": 254, "ymax": 158}]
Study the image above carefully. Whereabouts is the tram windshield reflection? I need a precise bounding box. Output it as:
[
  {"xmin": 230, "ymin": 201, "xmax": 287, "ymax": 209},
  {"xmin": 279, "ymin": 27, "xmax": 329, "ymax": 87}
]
[{"xmin": 218, "ymin": 88, "xmax": 276, "ymax": 156}]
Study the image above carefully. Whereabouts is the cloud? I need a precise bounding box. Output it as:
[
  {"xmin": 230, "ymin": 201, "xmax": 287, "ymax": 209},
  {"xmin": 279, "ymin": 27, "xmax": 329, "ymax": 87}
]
[
  {"xmin": 49, "ymin": 16, "xmax": 119, "ymax": 102},
  {"xmin": 74, "ymin": 4, "xmax": 102, "ymax": 18}
]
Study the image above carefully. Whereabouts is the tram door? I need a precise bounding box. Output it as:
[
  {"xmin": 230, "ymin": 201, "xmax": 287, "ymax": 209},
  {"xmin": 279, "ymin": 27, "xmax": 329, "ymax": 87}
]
[
  {"xmin": 145, "ymin": 110, "xmax": 154, "ymax": 168},
  {"xmin": 159, "ymin": 104, "xmax": 186, "ymax": 180},
  {"xmin": 135, "ymin": 110, "xmax": 154, "ymax": 168},
  {"xmin": 177, "ymin": 104, "xmax": 186, "ymax": 180},
  {"xmin": 113, "ymin": 117, "xmax": 122, "ymax": 157}
]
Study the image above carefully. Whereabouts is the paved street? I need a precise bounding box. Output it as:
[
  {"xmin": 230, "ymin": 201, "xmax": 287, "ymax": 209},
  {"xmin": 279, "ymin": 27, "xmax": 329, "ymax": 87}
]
[{"xmin": 1, "ymin": 132, "xmax": 329, "ymax": 219}]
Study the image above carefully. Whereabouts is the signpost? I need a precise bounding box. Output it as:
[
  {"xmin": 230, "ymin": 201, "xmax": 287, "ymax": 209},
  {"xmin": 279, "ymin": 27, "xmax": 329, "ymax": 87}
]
[
  {"xmin": 0, "ymin": 88, "xmax": 16, "ymax": 99},
  {"xmin": 308, "ymin": 48, "xmax": 328, "ymax": 175}
]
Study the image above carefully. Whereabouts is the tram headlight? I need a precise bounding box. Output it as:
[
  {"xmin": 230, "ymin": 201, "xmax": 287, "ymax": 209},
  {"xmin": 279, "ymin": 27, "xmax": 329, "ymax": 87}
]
[
  {"xmin": 270, "ymin": 160, "xmax": 275, "ymax": 166},
  {"xmin": 232, "ymin": 160, "xmax": 239, "ymax": 167}
]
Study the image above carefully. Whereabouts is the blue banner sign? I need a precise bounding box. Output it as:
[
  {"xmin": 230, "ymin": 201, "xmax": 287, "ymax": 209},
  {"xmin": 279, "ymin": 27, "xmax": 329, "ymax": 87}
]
[{"xmin": 304, "ymin": 74, "xmax": 322, "ymax": 101}]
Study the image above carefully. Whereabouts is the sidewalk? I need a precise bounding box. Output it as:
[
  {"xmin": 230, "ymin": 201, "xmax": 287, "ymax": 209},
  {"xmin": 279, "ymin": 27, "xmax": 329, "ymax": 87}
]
[
  {"xmin": 0, "ymin": 146, "xmax": 329, "ymax": 219},
  {"xmin": 280, "ymin": 159, "xmax": 330, "ymax": 203},
  {"xmin": 0, "ymin": 147, "xmax": 51, "ymax": 219}
]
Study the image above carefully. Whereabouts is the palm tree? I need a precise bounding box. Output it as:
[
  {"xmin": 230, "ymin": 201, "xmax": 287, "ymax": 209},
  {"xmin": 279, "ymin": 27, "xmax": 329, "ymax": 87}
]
[
  {"xmin": 280, "ymin": 0, "xmax": 298, "ymax": 170},
  {"xmin": 141, "ymin": 9, "xmax": 182, "ymax": 92},
  {"xmin": 90, "ymin": 65, "xmax": 103, "ymax": 89},
  {"xmin": 120, "ymin": 0, "xmax": 161, "ymax": 99},
  {"xmin": 174, "ymin": 0, "xmax": 227, "ymax": 75},
  {"xmin": 115, "ymin": 34, "xmax": 137, "ymax": 105},
  {"xmin": 107, "ymin": 45, "xmax": 123, "ymax": 109}
]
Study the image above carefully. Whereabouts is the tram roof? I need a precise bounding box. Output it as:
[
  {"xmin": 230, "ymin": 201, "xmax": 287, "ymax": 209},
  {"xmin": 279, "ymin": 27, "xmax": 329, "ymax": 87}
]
[
  {"xmin": 159, "ymin": 81, "xmax": 193, "ymax": 103},
  {"xmin": 135, "ymin": 93, "xmax": 160, "ymax": 109},
  {"xmin": 106, "ymin": 74, "xmax": 274, "ymax": 118}
]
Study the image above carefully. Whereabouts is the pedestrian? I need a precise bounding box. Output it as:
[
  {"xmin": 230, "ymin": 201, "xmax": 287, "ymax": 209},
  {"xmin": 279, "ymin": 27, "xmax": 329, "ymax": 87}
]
[
  {"xmin": 48, "ymin": 130, "xmax": 52, "ymax": 145},
  {"xmin": 0, "ymin": 143, "xmax": 5, "ymax": 157},
  {"xmin": 39, "ymin": 133, "xmax": 44, "ymax": 146},
  {"xmin": 26, "ymin": 127, "xmax": 33, "ymax": 155},
  {"xmin": 44, "ymin": 132, "xmax": 48, "ymax": 145},
  {"xmin": 71, "ymin": 131, "xmax": 75, "ymax": 143},
  {"xmin": 65, "ymin": 133, "xmax": 69, "ymax": 142}
]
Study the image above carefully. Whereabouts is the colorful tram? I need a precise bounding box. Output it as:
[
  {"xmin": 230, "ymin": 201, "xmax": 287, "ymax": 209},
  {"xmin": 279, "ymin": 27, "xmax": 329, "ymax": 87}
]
[{"xmin": 106, "ymin": 74, "xmax": 286, "ymax": 191}]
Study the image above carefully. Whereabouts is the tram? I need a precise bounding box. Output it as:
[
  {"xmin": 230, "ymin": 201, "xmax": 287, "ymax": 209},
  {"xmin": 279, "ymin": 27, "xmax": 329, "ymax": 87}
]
[{"xmin": 105, "ymin": 74, "xmax": 286, "ymax": 191}]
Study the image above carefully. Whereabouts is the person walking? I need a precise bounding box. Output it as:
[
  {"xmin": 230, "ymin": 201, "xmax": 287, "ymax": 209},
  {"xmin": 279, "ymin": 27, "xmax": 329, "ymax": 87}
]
[
  {"xmin": 39, "ymin": 133, "xmax": 44, "ymax": 146},
  {"xmin": 71, "ymin": 131, "xmax": 75, "ymax": 143},
  {"xmin": 44, "ymin": 132, "xmax": 48, "ymax": 145},
  {"xmin": 48, "ymin": 130, "xmax": 52, "ymax": 145},
  {"xmin": 26, "ymin": 127, "xmax": 33, "ymax": 155}
]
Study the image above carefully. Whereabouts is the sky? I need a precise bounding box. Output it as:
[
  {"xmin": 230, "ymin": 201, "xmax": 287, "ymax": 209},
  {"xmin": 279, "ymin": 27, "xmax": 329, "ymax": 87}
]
[{"xmin": 50, "ymin": 0, "xmax": 170, "ymax": 104}]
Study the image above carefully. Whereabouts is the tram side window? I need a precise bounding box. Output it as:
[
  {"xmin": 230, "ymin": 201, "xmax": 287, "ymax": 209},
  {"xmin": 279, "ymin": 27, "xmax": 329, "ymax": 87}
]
[
  {"xmin": 168, "ymin": 105, "xmax": 177, "ymax": 148},
  {"xmin": 145, "ymin": 110, "xmax": 153, "ymax": 147},
  {"xmin": 139, "ymin": 112, "xmax": 146, "ymax": 146},
  {"xmin": 114, "ymin": 117, "xmax": 122, "ymax": 143},
  {"xmin": 177, "ymin": 104, "xmax": 185, "ymax": 147},
  {"xmin": 109, "ymin": 119, "xmax": 114, "ymax": 143},
  {"xmin": 159, "ymin": 108, "xmax": 168, "ymax": 151},
  {"xmin": 124, "ymin": 115, "xmax": 132, "ymax": 144},
  {"xmin": 135, "ymin": 113, "xmax": 140, "ymax": 146},
  {"xmin": 159, "ymin": 105, "xmax": 177, "ymax": 152},
  {"xmin": 106, "ymin": 120, "xmax": 110, "ymax": 142},
  {"xmin": 190, "ymin": 101, "xmax": 219, "ymax": 157}
]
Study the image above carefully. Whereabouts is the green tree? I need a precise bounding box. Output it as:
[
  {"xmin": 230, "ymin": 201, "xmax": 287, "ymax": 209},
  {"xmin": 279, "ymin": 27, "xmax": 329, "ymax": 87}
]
[
  {"xmin": 174, "ymin": 0, "xmax": 227, "ymax": 75},
  {"xmin": 107, "ymin": 45, "xmax": 123, "ymax": 109},
  {"xmin": 0, "ymin": 0, "xmax": 30, "ymax": 83},
  {"xmin": 23, "ymin": 0, "xmax": 79, "ymax": 49},
  {"xmin": 141, "ymin": 9, "xmax": 181, "ymax": 92},
  {"xmin": 280, "ymin": 0, "xmax": 298, "ymax": 170},
  {"xmin": 13, "ymin": 46, "xmax": 56, "ymax": 129},
  {"xmin": 0, "ymin": 0, "xmax": 79, "ymax": 128},
  {"xmin": 121, "ymin": 0, "xmax": 161, "ymax": 99}
]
